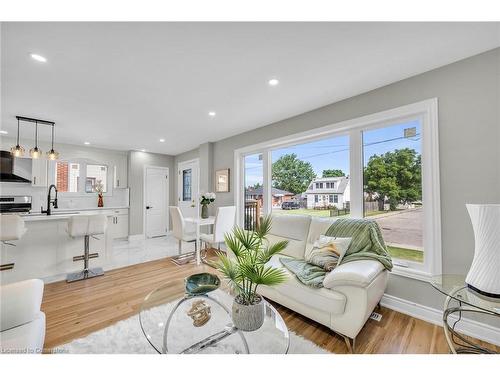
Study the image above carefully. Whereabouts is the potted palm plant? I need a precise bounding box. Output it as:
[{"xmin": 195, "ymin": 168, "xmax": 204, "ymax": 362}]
[{"xmin": 213, "ymin": 216, "xmax": 289, "ymax": 331}]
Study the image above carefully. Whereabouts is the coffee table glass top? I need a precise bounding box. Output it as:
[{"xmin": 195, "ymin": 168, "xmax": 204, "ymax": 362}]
[
  {"xmin": 430, "ymin": 274, "xmax": 500, "ymax": 315},
  {"xmin": 139, "ymin": 278, "xmax": 289, "ymax": 354}
]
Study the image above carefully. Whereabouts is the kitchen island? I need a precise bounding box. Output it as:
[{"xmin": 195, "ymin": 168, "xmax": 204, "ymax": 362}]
[{"xmin": 0, "ymin": 207, "xmax": 129, "ymax": 284}]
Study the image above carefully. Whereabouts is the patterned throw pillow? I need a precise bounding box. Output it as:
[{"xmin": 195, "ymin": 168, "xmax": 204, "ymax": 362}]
[{"xmin": 306, "ymin": 235, "xmax": 352, "ymax": 271}]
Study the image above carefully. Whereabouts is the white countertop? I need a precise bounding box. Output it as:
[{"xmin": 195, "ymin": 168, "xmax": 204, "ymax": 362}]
[
  {"xmin": 15, "ymin": 206, "xmax": 129, "ymax": 222},
  {"xmin": 54, "ymin": 206, "xmax": 129, "ymax": 212}
]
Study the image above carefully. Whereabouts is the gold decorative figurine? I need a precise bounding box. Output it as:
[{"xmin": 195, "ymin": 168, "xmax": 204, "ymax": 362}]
[{"xmin": 187, "ymin": 300, "xmax": 211, "ymax": 327}]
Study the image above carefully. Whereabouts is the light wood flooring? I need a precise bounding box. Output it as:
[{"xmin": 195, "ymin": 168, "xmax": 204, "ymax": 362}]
[{"xmin": 41, "ymin": 252, "xmax": 499, "ymax": 354}]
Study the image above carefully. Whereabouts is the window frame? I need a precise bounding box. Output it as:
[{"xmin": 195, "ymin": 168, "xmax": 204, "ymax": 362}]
[
  {"xmin": 49, "ymin": 159, "xmax": 114, "ymax": 197},
  {"xmin": 234, "ymin": 99, "xmax": 441, "ymax": 281}
]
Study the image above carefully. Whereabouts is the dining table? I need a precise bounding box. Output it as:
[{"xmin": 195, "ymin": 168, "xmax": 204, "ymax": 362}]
[{"xmin": 183, "ymin": 215, "xmax": 216, "ymax": 265}]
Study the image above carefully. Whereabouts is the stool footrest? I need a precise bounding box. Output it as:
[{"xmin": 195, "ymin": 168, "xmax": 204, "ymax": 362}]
[
  {"xmin": 67, "ymin": 267, "xmax": 104, "ymax": 283},
  {"xmin": 73, "ymin": 253, "xmax": 99, "ymax": 262}
]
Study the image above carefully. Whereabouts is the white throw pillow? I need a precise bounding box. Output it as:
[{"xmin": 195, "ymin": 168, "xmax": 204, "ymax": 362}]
[{"xmin": 306, "ymin": 235, "xmax": 352, "ymax": 271}]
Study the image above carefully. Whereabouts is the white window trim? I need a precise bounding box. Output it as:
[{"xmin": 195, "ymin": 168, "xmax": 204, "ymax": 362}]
[{"xmin": 234, "ymin": 98, "xmax": 441, "ymax": 282}]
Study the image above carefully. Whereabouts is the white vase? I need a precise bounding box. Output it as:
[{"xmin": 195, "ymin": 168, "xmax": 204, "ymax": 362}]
[{"xmin": 465, "ymin": 204, "xmax": 500, "ymax": 298}]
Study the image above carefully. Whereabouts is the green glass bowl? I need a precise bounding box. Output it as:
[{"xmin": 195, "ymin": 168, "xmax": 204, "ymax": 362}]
[{"xmin": 185, "ymin": 273, "xmax": 221, "ymax": 296}]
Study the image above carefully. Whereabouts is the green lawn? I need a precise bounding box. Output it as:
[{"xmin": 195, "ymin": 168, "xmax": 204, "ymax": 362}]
[
  {"xmin": 273, "ymin": 208, "xmax": 350, "ymax": 217},
  {"xmin": 387, "ymin": 246, "xmax": 424, "ymax": 263}
]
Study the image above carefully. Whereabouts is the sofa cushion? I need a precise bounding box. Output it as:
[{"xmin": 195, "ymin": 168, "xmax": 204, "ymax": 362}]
[
  {"xmin": 260, "ymin": 255, "xmax": 346, "ymax": 315},
  {"xmin": 304, "ymin": 217, "xmax": 339, "ymax": 259},
  {"xmin": 0, "ymin": 311, "xmax": 45, "ymax": 354},
  {"xmin": 268, "ymin": 215, "xmax": 311, "ymax": 259},
  {"xmin": 0, "ymin": 279, "xmax": 44, "ymax": 331},
  {"xmin": 323, "ymin": 259, "xmax": 385, "ymax": 289}
]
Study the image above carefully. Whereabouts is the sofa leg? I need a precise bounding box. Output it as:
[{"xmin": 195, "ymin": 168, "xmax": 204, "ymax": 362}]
[{"xmin": 343, "ymin": 336, "xmax": 356, "ymax": 354}]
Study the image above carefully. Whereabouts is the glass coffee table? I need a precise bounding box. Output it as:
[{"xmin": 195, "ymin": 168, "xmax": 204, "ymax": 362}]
[
  {"xmin": 139, "ymin": 278, "xmax": 290, "ymax": 354},
  {"xmin": 430, "ymin": 274, "xmax": 500, "ymax": 354}
]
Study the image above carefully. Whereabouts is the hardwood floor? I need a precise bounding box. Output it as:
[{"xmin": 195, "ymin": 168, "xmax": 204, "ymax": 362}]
[{"xmin": 41, "ymin": 253, "xmax": 499, "ymax": 353}]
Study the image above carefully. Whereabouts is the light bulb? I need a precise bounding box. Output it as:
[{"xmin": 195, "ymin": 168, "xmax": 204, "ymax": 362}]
[
  {"xmin": 30, "ymin": 147, "xmax": 42, "ymax": 159},
  {"xmin": 47, "ymin": 149, "xmax": 59, "ymax": 160},
  {"xmin": 10, "ymin": 145, "xmax": 25, "ymax": 157}
]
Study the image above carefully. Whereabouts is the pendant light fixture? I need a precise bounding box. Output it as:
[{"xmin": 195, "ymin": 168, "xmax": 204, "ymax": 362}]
[
  {"xmin": 46, "ymin": 124, "xmax": 59, "ymax": 160},
  {"xmin": 10, "ymin": 117, "xmax": 25, "ymax": 157},
  {"xmin": 29, "ymin": 120, "xmax": 42, "ymax": 159}
]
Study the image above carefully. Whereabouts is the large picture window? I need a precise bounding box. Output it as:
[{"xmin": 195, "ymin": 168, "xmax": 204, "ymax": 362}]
[
  {"xmin": 235, "ymin": 99, "xmax": 440, "ymax": 281},
  {"xmin": 270, "ymin": 134, "xmax": 350, "ymax": 218}
]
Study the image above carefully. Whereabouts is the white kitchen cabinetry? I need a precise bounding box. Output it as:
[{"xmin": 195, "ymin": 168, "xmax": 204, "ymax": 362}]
[
  {"xmin": 31, "ymin": 158, "xmax": 47, "ymax": 187},
  {"xmin": 107, "ymin": 209, "xmax": 129, "ymax": 239},
  {"xmin": 113, "ymin": 159, "xmax": 128, "ymax": 188}
]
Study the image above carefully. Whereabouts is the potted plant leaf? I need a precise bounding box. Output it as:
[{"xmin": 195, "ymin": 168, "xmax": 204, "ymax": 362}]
[{"xmin": 213, "ymin": 216, "xmax": 289, "ymax": 331}]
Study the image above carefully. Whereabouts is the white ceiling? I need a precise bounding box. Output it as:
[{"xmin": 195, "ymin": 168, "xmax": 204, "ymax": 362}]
[{"xmin": 1, "ymin": 22, "xmax": 499, "ymax": 155}]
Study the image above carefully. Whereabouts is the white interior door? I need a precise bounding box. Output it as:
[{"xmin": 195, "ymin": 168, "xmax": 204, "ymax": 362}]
[
  {"xmin": 177, "ymin": 159, "xmax": 199, "ymax": 219},
  {"xmin": 145, "ymin": 167, "xmax": 169, "ymax": 238}
]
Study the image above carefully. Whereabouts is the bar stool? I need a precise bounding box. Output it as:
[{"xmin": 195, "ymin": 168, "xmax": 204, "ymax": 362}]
[
  {"xmin": 66, "ymin": 214, "xmax": 107, "ymax": 283},
  {"xmin": 0, "ymin": 215, "xmax": 27, "ymax": 271}
]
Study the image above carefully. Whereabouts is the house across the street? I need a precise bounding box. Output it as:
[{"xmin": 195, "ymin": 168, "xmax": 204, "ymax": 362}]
[
  {"xmin": 305, "ymin": 176, "xmax": 350, "ymax": 209},
  {"xmin": 245, "ymin": 186, "xmax": 295, "ymax": 207}
]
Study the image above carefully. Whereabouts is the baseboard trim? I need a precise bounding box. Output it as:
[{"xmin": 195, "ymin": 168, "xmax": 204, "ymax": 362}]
[
  {"xmin": 128, "ymin": 234, "xmax": 145, "ymax": 241},
  {"xmin": 380, "ymin": 293, "xmax": 500, "ymax": 346}
]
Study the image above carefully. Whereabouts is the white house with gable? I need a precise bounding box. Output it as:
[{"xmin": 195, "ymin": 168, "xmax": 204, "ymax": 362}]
[{"xmin": 305, "ymin": 176, "xmax": 350, "ymax": 209}]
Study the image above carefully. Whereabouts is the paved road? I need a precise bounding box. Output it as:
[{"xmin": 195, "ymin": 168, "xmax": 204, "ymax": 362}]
[{"xmin": 373, "ymin": 208, "xmax": 423, "ymax": 249}]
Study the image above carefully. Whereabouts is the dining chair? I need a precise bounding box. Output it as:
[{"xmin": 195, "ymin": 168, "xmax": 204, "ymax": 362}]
[
  {"xmin": 169, "ymin": 206, "xmax": 197, "ymax": 265},
  {"xmin": 200, "ymin": 205, "xmax": 236, "ymax": 257}
]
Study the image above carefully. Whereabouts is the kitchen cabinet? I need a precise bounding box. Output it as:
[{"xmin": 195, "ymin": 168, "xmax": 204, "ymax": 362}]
[
  {"xmin": 113, "ymin": 159, "xmax": 128, "ymax": 188},
  {"xmin": 107, "ymin": 209, "xmax": 129, "ymax": 239},
  {"xmin": 31, "ymin": 158, "xmax": 47, "ymax": 187}
]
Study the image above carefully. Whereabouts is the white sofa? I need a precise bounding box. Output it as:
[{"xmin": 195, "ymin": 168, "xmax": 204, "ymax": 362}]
[
  {"xmin": 0, "ymin": 279, "xmax": 46, "ymax": 354},
  {"xmin": 257, "ymin": 215, "xmax": 388, "ymax": 352}
]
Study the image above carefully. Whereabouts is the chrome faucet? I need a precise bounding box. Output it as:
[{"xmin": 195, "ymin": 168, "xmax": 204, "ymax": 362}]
[{"xmin": 42, "ymin": 184, "xmax": 58, "ymax": 215}]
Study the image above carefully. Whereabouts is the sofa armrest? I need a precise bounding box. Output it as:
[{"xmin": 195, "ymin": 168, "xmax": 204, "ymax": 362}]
[
  {"xmin": 323, "ymin": 260, "xmax": 385, "ymax": 289},
  {"xmin": 0, "ymin": 279, "xmax": 44, "ymax": 331}
]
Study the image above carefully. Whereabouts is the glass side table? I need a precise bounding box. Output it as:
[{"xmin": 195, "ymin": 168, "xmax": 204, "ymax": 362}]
[
  {"xmin": 139, "ymin": 279, "xmax": 290, "ymax": 354},
  {"xmin": 430, "ymin": 274, "xmax": 500, "ymax": 354}
]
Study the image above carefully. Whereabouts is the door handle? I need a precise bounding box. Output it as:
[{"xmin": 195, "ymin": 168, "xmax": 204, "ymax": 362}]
[{"xmin": 146, "ymin": 206, "xmax": 152, "ymax": 209}]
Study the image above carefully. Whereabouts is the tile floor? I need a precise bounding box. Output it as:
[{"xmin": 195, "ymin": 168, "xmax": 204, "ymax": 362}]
[{"xmin": 43, "ymin": 235, "xmax": 198, "ymax": 283}]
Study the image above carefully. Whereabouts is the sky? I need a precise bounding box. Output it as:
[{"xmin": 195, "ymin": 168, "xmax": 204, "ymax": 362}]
[{"xmin": 244, "ymin": 119, "xmax": 422, "ymax": 187}]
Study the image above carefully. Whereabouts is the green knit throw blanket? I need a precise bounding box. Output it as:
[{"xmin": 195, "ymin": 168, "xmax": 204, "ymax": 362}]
[{"xmin": 325, "ymin": 218, "xmax": 393, "ymax": 271}]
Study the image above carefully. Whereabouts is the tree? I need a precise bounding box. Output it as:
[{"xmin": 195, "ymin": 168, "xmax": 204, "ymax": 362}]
[
  {"xmin": 322, "ymin": 169, "xmax": 345, "ymax": 178},
  {"xmin": 251, "ymin": 182, "xmax": 262, "ymax": 190},
  {"xmin": 272, "ymin": 153, "xmax": 316, "ymax": 194},
  {"xmin": 364, "ymin": 148, "xmax": 421, "ymax": 211}
]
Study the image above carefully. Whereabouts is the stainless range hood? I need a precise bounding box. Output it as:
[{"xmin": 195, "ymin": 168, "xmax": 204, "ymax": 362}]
[{"xmin": 0, "ymin": 150, "xmax": 32, "ymax": 183}]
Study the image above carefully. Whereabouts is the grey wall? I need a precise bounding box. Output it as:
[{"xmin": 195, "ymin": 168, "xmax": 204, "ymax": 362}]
[
  {"xmin": 180, "ymin": 48, "xmax": 500, "ymax": 314},
  {"xmin": 128, "ymin": 150, "xmax": 175, "ymax": 235}
]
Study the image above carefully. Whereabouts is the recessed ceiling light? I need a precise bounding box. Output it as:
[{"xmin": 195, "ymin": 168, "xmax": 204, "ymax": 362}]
[
  {"xmin": 208, "ymin": 111, "xmax": 216, "ymax": 117},
  {"xmin": 84, "ymin": 141, "xmax": 90, "ymax": 145},
  {"xmin": 30, "ymin": 53, "xmax": 47, "ymax": 63},
  {"xmin": 0, "ymin": 130, "xmax": 8, "ymax": 135},
  {"xmin": 159, "ymin": 138, "xmax": 165, "ymax": 143},
  {"xmin": 268, "ymin": 78, "xmax": 279, "ymax": 86},
  {"xmin": 140, "ymin": 149, "xmax": 146, "ymax": 152}
]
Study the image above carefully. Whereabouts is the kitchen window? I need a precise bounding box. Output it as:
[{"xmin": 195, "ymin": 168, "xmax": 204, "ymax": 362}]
[
  {"xmin": 85, "ymin": 164, "xmax": 108, "ymax": 193},
  {"xmin": 55, "ymin": 162, "xmax": 80, "ymax": 193},
  {"xmin": 49, "ymin": 160, "xmax": 112, "ymax": 196},
  {"xmin": 235, "ymin": 99, "xmax": 441, "ymax": 281}
]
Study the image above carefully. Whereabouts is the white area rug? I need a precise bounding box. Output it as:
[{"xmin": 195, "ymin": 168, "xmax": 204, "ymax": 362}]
[
  {"xmin": 56, "ymin": 292, "xmax": 330, "ymax": 354},
  {"xmin": 56, "ymin": 314, "xmax": 329, "ymax": 354}
]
